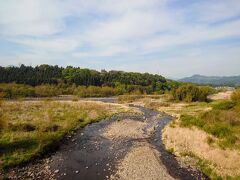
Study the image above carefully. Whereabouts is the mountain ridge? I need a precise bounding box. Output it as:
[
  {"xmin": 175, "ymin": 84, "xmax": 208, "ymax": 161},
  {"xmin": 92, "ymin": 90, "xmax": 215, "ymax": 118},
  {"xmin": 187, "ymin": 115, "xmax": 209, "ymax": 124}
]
[{"xmin": 179, "ymin": 74, "xmax": 240, "ymax": 86}]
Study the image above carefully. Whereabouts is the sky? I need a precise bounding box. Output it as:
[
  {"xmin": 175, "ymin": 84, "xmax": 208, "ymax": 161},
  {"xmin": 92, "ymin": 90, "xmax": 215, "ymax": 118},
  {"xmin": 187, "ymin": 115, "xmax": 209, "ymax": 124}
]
[{"xmin": 0, "ymin": 0, "xmax": 240, "ymax": 78}]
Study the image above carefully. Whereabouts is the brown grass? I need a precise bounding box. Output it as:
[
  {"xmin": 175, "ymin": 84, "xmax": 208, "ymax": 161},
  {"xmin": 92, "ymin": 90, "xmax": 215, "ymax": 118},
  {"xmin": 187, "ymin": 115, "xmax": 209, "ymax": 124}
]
[{"xmin": 163, "ymin": 124, "xmax": 240, "ymax": 177}]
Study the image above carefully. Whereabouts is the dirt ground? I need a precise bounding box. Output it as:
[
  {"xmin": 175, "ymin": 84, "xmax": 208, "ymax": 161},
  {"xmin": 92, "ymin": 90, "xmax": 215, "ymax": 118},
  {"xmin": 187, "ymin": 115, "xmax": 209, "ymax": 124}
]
[{"xmin": 208, "ymin": 91, "xmax": 233, "ymax": 100}]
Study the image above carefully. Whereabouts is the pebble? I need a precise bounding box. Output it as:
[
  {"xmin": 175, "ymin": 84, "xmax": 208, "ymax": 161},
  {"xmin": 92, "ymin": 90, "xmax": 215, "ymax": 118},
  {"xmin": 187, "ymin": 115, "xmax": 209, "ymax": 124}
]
[
  {"xmin": 85, "ymin": 166, "xmax": 88, "ymax": 169},
  {"xmin": 54, "ymin": 169, "xmax": 59, "ymax": 173},
  {"xmin": 75, "ymin": 171, "xmax": 79, "ymax": 174}
]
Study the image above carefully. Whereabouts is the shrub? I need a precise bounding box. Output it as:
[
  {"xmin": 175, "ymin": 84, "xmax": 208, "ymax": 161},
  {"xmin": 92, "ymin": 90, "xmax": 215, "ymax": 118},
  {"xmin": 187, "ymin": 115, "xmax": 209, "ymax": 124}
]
[
  {"xmin": 0, "ymin": 117, "xmax": 5, "ymax": 132},
  {"xmin": 207, "ymin": 136, "xmax": 214, "ymax": 145},
  {"xmin": 0, "ymin": 83, "xmax": 35, "ymax": 98},
  {"xmin": 8, "ymin": 123, "xmax": 36, "ymax": 132},
  {"xmin": 231, "ymin": 88, "xmax": 240, "ymax": 103},
  {"xmin": 0, "ymin": 101, "xmax": 6, "ymax": 132},
  {"xmin": 74, "ymin": 86, "xmax": 121, "ymax": 97},
  {"xmin": 34, "ymin": 84, "xmax": 61, "ymax": 97},
  {"xmin": 172, "ymin": 84, "xmax": 214, "ymax": 102},
  {"xmin": 205, "ymin": 123, "xmax": 232, "ymax": 138},
  {"xmin": 202, "ymin": 110, "xmax": 240, "ymax": 126},
  {"xmin": 180, "ymin": 114, "xmax": 204, "ymax": 128},
  {"xmin": 212, "ymin": 100, "xmax": 236, "ymax": 110}
]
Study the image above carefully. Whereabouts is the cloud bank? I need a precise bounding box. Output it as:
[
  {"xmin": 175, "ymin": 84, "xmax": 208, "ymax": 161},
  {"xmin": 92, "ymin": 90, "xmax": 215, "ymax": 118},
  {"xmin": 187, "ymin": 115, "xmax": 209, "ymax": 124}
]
[{"xmin": 0, "ymin": 0, "xmax": 240, "ymax": 78}]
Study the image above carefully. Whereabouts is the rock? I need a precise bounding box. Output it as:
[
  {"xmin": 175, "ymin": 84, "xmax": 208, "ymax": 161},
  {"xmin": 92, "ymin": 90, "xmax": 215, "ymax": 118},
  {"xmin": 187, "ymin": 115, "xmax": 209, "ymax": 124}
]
[
  {"xmin": 85, "ymin": 166, "xmax": 88, "ymax": 169},
  {"xmin": 75, "ymin": 171, "xmax": 79, "ymax": 174},
  {"xmin": 54, "ymin": 169, "xmax": 59, "ymax": 173}
]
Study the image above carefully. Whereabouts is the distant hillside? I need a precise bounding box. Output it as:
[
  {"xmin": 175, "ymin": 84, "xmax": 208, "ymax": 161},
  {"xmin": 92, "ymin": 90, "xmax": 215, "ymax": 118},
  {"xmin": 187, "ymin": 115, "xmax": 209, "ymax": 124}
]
[{"xmin": 179, "ymin": 75, "xmax": 240, "ymax": 87}]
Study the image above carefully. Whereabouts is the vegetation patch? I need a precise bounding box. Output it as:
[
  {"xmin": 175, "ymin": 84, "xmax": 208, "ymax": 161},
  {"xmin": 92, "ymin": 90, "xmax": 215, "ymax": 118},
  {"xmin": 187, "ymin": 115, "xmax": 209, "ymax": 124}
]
[
  {"xmin": 171, "ymin": 84, "xmax": 215, "ymax": 102},
  {"xmin": 0, "ymin": 100, "xmax": 128, "ymax": 170},
  {"xmin": 231, "ymin": 88, "xmax": 240, "ymax": 103},
  {"xmin": 179, "ymin": 110, "xmax": 239, "ymax": 149},
  {"xmin": 163, "ymin": 123, "xmax": 240, "ymax": 179},
  {"xmin": 212, "ymin": 100, "xmax": 236, "ymax": 110}
]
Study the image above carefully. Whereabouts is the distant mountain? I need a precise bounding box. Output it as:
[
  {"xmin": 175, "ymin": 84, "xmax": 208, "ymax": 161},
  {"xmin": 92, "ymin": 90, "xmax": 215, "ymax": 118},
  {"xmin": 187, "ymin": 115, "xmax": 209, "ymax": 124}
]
[{"xmin": 179, "ymin": 75, "xmax": 240, "ymax": 87}]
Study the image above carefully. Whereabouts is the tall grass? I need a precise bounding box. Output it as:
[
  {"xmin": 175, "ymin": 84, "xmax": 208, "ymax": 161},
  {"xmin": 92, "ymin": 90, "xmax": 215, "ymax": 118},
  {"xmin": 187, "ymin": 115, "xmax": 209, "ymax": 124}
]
[
  {"xmin": 231, "ymin": 88, "xmax": 240, "ymax": 103},
  {"xmin": 0, "ymin": 100, "xmax": 6, "ymax": 132},
  {"xmin": 74, "ymin": 86, "xmax": 121, "ymax": 97},
  {"xmin": 180, "ymin": 102, "xmax": 240, "ymax": 149}
]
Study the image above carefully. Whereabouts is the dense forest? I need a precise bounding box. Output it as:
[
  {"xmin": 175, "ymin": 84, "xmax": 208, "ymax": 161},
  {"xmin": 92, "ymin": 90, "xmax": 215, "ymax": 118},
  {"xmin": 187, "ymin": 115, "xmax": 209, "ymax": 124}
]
[
  {"xmin": 0, "ymin": 64, "xmax": 167, "ymax": 88},
  {"xmin": 0, "ymin": 64, "xmax": 215, "ymax": 101},
  {"xmin": 0, "ymin": 64, "xmax": 175, "ymax": 98}
]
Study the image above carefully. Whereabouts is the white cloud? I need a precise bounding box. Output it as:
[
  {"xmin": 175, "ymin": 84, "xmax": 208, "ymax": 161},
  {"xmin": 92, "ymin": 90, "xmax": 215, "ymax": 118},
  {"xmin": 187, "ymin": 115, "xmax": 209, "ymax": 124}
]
[
  {"xmin": 11, "ymin": 37, "xmax": 81, "ymax": 53},
  {"xmin": 0, "ymin": 0, "xmax": 69, "ymax": 36},
  {"xmin": 0, "ymin": 0, "xmax": 240, "ymax": 77}
]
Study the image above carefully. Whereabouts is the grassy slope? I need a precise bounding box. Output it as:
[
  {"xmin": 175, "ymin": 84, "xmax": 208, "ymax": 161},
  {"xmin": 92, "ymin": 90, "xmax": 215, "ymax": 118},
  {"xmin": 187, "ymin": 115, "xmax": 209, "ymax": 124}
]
[{"xmin": 0, "ymin": 100, "xmax": 131, "ymax": 170}]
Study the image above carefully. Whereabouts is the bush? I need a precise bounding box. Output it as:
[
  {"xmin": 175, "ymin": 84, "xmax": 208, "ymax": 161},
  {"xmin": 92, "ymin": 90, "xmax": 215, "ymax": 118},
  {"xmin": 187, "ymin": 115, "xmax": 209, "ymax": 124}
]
[
  {"xmin": 74, "ymin": 86, "xmax": 121, "ymax": 97},
  {"xmin": 0, "ymin": 114, "xmax": 6, "ymax": 133},
  {"xmin": 0, "ymin": 116, "xmax": 5, "ymax": 132},
  {"xmin": 231, "ymin": 88, "xmax": 240, "ymax": 103},
  {"xmin": 202, "ymin": 110, "xmax": 240, "ymax": 126},
  {"xmin": 34, "ymin": 84, "xmax": 62, "ymax": 97},
  {"xmin": 212, "ymin": 100, "xmax": 236, "ymax": 110},
  {"xmin": 172, "ymin": 84, "xmax": 215, "ymax": 102},
  {"xmin": 180, "ymin": 114, "xmax": 204, "ymax": 128},
  {"xmin": 0, "ymin": 83, "xmax": 35, "ymax": 98}
]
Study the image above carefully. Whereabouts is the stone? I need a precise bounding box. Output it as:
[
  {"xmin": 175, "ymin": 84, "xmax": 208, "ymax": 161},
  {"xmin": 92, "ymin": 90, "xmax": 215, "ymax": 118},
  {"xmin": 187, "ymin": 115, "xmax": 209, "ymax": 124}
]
[{"xmin": 54, "ymin": 170, "xmax": 59, "ymax": 173}]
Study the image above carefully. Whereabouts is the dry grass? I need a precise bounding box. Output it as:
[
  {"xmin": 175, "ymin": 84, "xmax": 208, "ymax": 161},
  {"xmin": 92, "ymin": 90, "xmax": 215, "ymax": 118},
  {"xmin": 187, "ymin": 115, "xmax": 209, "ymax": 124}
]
[
  {"xmin": 0, "ymin": 100, "xmax": 133, "ymax": 170},
  {"xmin": 142, "ymin": 97, "xmax": 211, "ymax": 117},
  {"xmin": 163, "ymin": 124, "xmax": 240, "ymax": 178}
]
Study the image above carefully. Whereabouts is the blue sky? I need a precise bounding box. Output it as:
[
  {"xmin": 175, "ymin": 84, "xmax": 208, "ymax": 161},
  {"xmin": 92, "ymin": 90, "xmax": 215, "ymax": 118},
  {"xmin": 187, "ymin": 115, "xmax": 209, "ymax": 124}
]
[{"xmin": 0, "ymin": 0, "xmax": 240, "ymax": 78}]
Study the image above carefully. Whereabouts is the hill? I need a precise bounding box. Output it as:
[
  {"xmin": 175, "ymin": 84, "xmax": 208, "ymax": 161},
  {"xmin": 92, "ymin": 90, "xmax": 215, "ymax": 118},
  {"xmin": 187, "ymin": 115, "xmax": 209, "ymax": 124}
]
[{"xmin": 179, "ymin": 74, "xmax": 240, "ymax": 86}]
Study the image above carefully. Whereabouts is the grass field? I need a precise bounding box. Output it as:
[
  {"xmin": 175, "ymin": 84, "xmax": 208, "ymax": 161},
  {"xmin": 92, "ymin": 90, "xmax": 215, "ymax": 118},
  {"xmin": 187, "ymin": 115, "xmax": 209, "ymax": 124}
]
[{"xmin": 0, "ymin": 100, "xmax": 132, "ymax": 170}]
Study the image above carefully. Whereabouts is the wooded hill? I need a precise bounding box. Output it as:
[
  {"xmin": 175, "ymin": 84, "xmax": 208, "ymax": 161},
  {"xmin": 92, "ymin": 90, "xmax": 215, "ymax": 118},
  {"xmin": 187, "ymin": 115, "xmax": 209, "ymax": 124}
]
[
  {"xmin": 179, "ymin": 74, "xmax": 240, "ymax": 87},
  {"xmin": 0, "ymin": 64, "xmax": 171, "ymax": 94}
]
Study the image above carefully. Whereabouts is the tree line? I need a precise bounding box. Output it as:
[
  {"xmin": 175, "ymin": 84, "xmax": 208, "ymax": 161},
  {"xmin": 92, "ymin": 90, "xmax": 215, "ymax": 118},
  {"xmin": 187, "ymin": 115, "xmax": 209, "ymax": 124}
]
[
  {"xmin": 0, "ymin": 64, "xmax": 168, "ymax": 89},
  {"xmin": 0, "ymin": 64, "xmax": 216, "ymax": 101}
]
